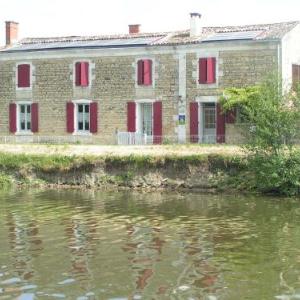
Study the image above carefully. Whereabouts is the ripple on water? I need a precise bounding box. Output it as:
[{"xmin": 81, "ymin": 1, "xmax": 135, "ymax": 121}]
[
  {"xmin": 58, "ymin": 278, "xmax": 76, "ymax": 285},
  {"xmin": 17, "ymin": 293, "xmax": 35, "ymax": 300},
  {"xmin": 1, "ymin": 277, "xmax": 22, "ymax": 285}
]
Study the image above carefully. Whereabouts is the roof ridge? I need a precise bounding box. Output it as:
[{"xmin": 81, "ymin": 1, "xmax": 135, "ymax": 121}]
[{"xmin": 3, "ymin": 20, "xmax": 298, "ymax": 52}]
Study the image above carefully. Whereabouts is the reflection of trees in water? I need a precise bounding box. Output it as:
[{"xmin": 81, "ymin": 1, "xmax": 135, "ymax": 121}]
[
  {"xmin": 6, "ymin": 212, "xmax": 42, "ymax": 282},
  {"xmin": 122, "ymin": 218, "xmax": 167, "ymax": 297},
  {"xmin": 63, "ymin": 214, "xmax": 98, "ymax": 291}
]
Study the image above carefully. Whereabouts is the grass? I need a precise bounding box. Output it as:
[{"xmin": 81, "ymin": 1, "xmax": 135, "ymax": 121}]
[{"xmin": 0, "ymin": 151, "xmax": 242, "ymax": 173}]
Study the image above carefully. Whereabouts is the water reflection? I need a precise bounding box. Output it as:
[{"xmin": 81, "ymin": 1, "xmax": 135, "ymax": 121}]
[{"xmin": 0, "ymin": 189, "xmax": 299, "ymax": 299}]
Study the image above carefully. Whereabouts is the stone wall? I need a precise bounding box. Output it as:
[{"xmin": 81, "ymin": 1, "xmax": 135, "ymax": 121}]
[
  {"xmin": 0, "ymin": 53, "xmax": 179, "ymax": 142},
  {"xmin": 186, "ymin": 47, "xmax": 278, "ymax": 140},
  {"xmin": 0, "ymin": 43, "xmax": 279, "ymax": 144}
]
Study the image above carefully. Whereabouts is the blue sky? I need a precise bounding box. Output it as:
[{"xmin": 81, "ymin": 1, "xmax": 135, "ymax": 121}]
[{"xmin": 0, "ymin": 0, "xmax": 299, "ymax": 44}]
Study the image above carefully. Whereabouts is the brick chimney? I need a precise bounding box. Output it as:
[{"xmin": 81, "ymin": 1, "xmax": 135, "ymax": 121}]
[
  {"xmin": 128, "ymin": 24, "xmax": 141, "ymax": 34},
  {"xmin": 6, "ymin": 21, "xmax": 19, "ymax": 46},
  {"xmin": 190, "ymin": 13, "xmax": 202, "ymax": 37}
]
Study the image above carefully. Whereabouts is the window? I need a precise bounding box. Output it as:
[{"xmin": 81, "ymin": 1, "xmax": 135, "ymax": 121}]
[
  {"xmin": 9, "ymin": 103, "xmax": 38, "ymax": 134},
  {"xmin": 19, "ymin": 104, "xmax": 31, "ymax": 131},
  {"xmin": 139, "ymin": 103, "xmax": 153, "ymax": 135},
  {"xmin": 66, "ymin": 101, "xmax": 98, "ymax": 134},
  {"xmin": 17, "ymin": 64, "xmax": 31, "ymax": 88},
  {"xmin": 75, "ymin": 62, "xmax": 89, "ymax": 87},
  {"xmin": 77, "ymin": 104, "xmax": 90, "ymax": 131},
  {"xmin": 203, "ymin": 103, "xmax": 216, "ymax": 129},
  {"xmin": 198, "ymin": 57, "xmax": 216, "ymax": 84},
  {"xmin": 127, "ymin": 101, "xmax": 162, "ymax": 144},
  {"xmin": 137, "ymin": 59, "xmax": 153, "ymax": 86}
]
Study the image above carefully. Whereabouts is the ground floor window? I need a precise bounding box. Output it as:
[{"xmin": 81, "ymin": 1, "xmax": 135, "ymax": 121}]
[
  {"xmin": 138, "ymin": 103, "xmax": 153, "ymax": 135},
  {"xmin": 126, "ymin": 101, "xmax": 162, "ymax": 144},
  {"xmin": 66, "ymin": 101, "xmax": 97, "ymax": 134},
  {"xmin": 201, "ymin": 103, "xmax": 216, "ymax": 143},
  {"xmin": 19, "ymin": 104, "xmax": 31, "ymax": 131},
  {"xmin": 190, "ymin": 100, "xmax": 225, "ymax": 144},
  {"xmin": 77, "ymin": 104, "xmax": 90, "ymax": 132}
]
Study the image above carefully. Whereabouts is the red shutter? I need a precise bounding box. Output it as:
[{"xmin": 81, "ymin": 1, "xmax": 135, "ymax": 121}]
[
  {"xmin": 137, "ymin": 60, "xmax": 144, "ymax": 85},
  {"xmin": 81, "ymin": 62, "xmax": 89, "ymax": 87},
  {"xmin": 127, "ymin": 102, "xmax": 136, "ymax": 132},
  {"xmin": 90, "ymin": 102, "xmax": 98, "ymax": 133},
  {"xmin": 190, "ymin": 102, "xmax": 199, "ymax": 143},
  {"xmin": 66, "ymin": 102, "xmax": 75, "ymax": 133},
  {"xmin": 226, "ymin": 108, "xmax": 236, "ymax": 124},
  {"xmin": 143, "ymin": 59, "xmax": 152, "ymax": 86},
  {"xmin": 216, "ymin": 103, "xmax": 225, "ymax": 143},
  {"xmin": 199, "ymin": 58, "xmax": 207, "ymax": 84},
  {"xmin": 18, "ymin": 64, "xmax": 30, "ymax": 88},
  {"xmin": 207, "ymin": 57, "xmax": 216, "ymax": 84},
  {"xmin": 9, "ymin": 103, "xmax": 17, "ymax": 133},
  {"xmin": 75, "ymin": 62, "xmax": 81, "ymax": 86},
  {"xmin": 153, "ymin": 101, "xmax": 162, "ymax": 144},
  {"xmin": 31, "ymin": 103, "xmax": 39, "ymax": 133}
]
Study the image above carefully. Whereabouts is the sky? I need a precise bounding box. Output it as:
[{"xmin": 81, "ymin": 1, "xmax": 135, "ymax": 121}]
[{"xmin": 0, "ymin": 0, "xmax": 299, "ymax": 44}]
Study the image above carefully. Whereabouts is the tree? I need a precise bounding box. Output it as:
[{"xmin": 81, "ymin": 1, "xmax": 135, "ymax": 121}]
[
  {"xmin": 220, "ymin": 76, "xmax": 300, "ymax": 195},
  {"xmin": 220, "ymin": 76, "xmax": 300, "ymax": 155}
]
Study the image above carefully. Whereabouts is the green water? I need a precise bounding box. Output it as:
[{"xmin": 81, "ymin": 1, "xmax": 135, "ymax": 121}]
[{"xmin": 0, "ymin": 189, "xmax": 300, "ymax": 300}]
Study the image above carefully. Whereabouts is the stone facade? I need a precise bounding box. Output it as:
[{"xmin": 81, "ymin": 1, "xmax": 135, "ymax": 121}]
[{"xmin": 0, "ymin": 31, "xmax": 297, "ymax": 144}]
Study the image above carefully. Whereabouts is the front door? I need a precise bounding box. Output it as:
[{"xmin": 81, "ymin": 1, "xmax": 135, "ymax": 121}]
[{"xmin": 202, "ymin": 103, "xmax": 216, "ymax": 143}]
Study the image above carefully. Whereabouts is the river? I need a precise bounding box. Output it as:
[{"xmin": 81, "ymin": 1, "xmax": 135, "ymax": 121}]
[{"xmin": 0, "ymin": 189, "xmax": 299, "ymax": 299}]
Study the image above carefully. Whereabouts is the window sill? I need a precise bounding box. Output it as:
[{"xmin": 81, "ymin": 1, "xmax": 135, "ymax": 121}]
[
  {"xmin": 197, "ymin": 83, "xmax": 218, "ymax": 89},
  {"xmin": 16, "ymin": 87, "xmax": 32, "ymax": 91},
  {"xmin": 136, "ymin": 84, "xmax": 155, "ymax": 89},
  {"xmin": 15, "ymin": 131, "xmax": 33, "ymax": 136},
  {"xmin": 72, "ymin": 131, "xmax": 92, "ymax": 136}
]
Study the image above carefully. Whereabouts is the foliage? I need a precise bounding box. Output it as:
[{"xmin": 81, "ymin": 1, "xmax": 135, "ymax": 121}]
[
  {"xmin": 247, "ymin": 151, "xmax": 300, "ymax": 196},
  {"xmin": 220, "ymin": 76, "xmax": 300, "ymax": 154},
  {"xmin": 220, "ymin": 75, "xmax": 300, "ymax": 196},
  {"xmin": 0, "ymin": 173, "xmax": 12, "ymax": 188}
]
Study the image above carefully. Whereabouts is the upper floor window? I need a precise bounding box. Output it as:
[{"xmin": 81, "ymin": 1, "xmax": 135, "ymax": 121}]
[
  {"xmin": 198, "ymin": 57, "xmax": 216, "ymax": 84},
  {"xmin": 75, "ymin": 62, "xmax": 89, "ymax": 87},
  {"xmin": 137, "ymin": 59, "xmax": 152, "ymax": 86},
  {"xmin": 17, "ymin": 64, "xmax": 31, "ymax": 88}
]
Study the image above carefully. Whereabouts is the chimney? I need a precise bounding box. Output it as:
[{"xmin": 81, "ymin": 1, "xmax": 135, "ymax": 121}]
[
  {"xmin": 128, "ymin": 24, "xmax": 141, "ymax": 34},
  {"xmin": 6, "ymin": 21, "xmax": 19, "ymax": 46},
  {"xmin": 190, "ymin": 13, "xmax": 202, "ymax": 37}
]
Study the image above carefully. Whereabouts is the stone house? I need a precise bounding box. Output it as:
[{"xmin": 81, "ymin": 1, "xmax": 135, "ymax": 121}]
[{"xmin": 0, "ymin": 14, "xmax": 300, "ymax": 144}]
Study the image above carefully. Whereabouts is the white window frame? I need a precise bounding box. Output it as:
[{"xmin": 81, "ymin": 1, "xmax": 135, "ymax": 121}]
[
  {"xmin": 196, "ymin": 52, "xmax": 219, "ymax": 89},
  {"xmin": 134, "ymin": 99, "xmax": 155, "ymax": 144},
  {"xmin": 16, "ymin": 101, "xmax": 33, "ymax": 135},
  {"xmin": 134, "ymin": 58, "xmax": 155, "ymax": 88},
  {"xmin": 72, "ymin": 99, "xmax": 92, "ymax": 135},
  {"xmin": 196, "ymin": 96, "xmax": 218, "ymax": 143},
  {"xmin": 16, "ymin": 62, "xmax": 33, "ymax": 91},
  {"xmin": 72, "ymin": 60, "xmax": 93, "ymax": 89}
]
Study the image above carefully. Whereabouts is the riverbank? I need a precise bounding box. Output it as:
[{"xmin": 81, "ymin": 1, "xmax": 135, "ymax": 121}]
[{"xmin": 0, "ymin": 149, "xmax": 245, "ymax": 192}]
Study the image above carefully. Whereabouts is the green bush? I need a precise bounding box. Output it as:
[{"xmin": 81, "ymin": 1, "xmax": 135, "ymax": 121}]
[
  {"xmin": 247, "ymin": 151, "xmax": 300, "ymax": 196},
  {"xmin": 221, "ymin": 75, "xmax": 300, "ymax": 196}
]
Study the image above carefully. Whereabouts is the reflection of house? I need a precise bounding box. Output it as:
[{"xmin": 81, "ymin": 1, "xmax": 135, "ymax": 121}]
[
  {"xmin": 6, "ymin": 212, "xmax": 40, "ymax": 281},
  {"xmin": 0, "ymin": 14, "xmax": 300, "ymax": 144}
]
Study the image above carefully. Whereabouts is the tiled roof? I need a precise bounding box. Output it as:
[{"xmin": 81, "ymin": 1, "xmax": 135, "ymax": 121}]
[{"xmin": 2, "ymin": 21, "xmax": 299, "ymax": 52}]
